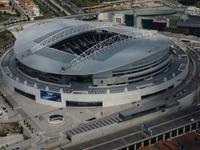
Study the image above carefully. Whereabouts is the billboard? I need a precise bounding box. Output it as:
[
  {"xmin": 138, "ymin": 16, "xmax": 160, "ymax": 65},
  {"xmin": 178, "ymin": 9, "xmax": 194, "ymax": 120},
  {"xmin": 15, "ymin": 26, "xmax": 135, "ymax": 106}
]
[{"xmin": 40, "ymin": 90, "xmax": 61, "ymax": 102}]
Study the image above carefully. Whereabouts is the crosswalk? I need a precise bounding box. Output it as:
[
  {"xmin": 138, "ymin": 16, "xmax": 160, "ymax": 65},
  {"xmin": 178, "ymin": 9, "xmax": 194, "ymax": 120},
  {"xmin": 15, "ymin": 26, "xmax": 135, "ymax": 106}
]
[{"xmin": 66, "ymin": 115, "xmax": 122, "ymax": 140}]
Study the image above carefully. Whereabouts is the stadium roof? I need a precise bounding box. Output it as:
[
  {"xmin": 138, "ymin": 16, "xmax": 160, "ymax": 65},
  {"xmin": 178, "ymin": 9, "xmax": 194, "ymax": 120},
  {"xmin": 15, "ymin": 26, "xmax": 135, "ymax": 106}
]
[
  {"xmin": 115, "ymin": 6, "xmax": 177, "ymax": 16},
  {"xmin": 14, "ymin": 19, "xmax": 171, "ymax": 75}
]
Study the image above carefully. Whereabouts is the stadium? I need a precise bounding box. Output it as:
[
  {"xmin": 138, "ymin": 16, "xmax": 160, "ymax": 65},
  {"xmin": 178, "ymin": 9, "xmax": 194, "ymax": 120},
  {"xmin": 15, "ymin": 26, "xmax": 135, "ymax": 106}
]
[{"xmin": 0, "ymin": 19, "xmax": 190, "ymax": 108}]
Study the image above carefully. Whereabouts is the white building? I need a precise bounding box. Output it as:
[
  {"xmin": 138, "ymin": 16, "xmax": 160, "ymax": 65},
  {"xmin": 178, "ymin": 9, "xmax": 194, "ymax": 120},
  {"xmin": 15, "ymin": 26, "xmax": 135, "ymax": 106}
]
[{"xmin": 0, "ymin": 19, "xmax": 190, "ymax": 108}]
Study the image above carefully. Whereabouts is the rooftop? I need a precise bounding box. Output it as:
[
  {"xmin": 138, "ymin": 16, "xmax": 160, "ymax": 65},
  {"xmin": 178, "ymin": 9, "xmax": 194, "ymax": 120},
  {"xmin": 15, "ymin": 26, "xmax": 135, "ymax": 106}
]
[
  {"xmin": 139, "ymin": 132, "xmax": 200, "ymax": 150},
  {"xmin": 13, "ymin": 19, "xmax": 171, "ymax": 75}
]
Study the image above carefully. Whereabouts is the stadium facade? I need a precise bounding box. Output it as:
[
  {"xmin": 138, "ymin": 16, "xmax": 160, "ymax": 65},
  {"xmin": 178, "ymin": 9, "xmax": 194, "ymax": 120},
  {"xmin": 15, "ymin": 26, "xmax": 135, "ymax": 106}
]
[{"xmin": 0, "ymin": 19, "xmax": 190, "ymax": 107}]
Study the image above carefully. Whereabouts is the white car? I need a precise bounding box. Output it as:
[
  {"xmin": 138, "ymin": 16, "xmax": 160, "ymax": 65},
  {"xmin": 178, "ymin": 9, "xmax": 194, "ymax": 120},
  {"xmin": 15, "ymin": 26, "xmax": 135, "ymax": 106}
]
[{"xmin": 190, "ymin": 118, "xmax": 194, "ymax": 122}]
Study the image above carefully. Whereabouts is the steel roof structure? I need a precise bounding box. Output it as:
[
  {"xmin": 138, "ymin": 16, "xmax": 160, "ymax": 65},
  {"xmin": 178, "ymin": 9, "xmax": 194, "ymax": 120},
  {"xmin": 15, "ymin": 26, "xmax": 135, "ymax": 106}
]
[{"xmin": 14, "ymin": 19, "xmax": 171, "ymax": 75}]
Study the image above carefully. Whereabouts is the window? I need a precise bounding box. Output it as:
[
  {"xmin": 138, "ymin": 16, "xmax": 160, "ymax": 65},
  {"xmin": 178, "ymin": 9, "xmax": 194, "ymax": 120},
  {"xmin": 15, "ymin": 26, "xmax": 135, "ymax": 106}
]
[
  {"xmin": 128, "ymin": 144, "xmax": 135, "ymax": 150},
  {"xmin": 158, "ymin": 135, "xmax": 163, "ymax": 141},
  {"xmin": 119, "ymin": 104, "xmax": 166, "ymax": 121},
  {"xmin": 192, "ymin": 123, "xmax": 197, "ymax": 130},
  {"xmin": 116, "ymin": 18, "xmax": 122, "ymax": 24},
  {"xmin": 178, "ymin": 128, "xmax": 183, "ymax": 135},
  {"xmin": 143, "ymin": 140, "xmax": 149, "ymax": 146},
  {"xmin": 185, "ymin": 125, "xmax": 190, "ymax": 132},
  {"xmin": 150, "ymin": 137, "xmax": 156, "ymax": 144},
  {"xmin": 66, "ymin": 100, "xmax": 102, "ymax": 107},
  {"xmin": 171, "ymin": 130, "xmax": 177, "ymax": 137},
  {"xmin": 165, "ymin": 132, "xmax": 170, "ymax": 139},
  {"xmin": 14, "ymin": 88, "xmax": 35, "ymax": 100},
  {"xmin": 198, "ymin": 121, "xmax": 200, "ymax": 128},
  {"xmin": 136, "ymin": 143, "xmax": 142, "ymax": 149}
]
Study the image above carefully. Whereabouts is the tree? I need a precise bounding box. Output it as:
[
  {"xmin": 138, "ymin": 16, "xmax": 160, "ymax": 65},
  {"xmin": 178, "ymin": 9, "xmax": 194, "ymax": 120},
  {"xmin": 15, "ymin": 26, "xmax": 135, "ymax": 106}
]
[
  {"xmin": 0, "ymin": 4, "xmax": 5, "ymax": 7},
  {"xmin": 196, "ymin": 1, "xmax": 200, "ymax": 7},
  {"xmin": 178, "ymin": 0, "xmax": 200, "ymax": 5}
]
